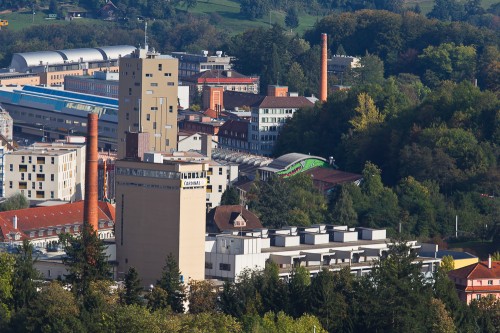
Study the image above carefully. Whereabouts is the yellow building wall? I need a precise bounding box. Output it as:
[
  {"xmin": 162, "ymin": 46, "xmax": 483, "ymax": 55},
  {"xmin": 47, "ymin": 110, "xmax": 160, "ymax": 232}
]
[{"xmin": 453, "ymin": 257, "xmax": 479, "ymax": 269}]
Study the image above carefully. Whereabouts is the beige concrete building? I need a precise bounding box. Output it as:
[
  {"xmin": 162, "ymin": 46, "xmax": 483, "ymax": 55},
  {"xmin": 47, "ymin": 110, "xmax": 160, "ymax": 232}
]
[
  {"xmin": 118, "ymin": 47, "xmax": 179, "ymax": 158},
  {"xmin": 115, "ymin": 159, "xmax": 207, "ymax": 286},
  {"xmin": 5, "ymin": 142, "xmax": 86, "ymax": 202}
]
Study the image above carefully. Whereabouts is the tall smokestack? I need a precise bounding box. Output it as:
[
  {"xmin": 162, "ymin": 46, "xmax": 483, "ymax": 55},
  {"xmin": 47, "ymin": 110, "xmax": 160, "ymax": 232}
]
[
  {"xmin": 320, "ymin": 33, "xmax": 328, "ymax": 102},
  {"xmin": 83, "ymin": 112, "xmax": 99, "ymax": 233}
]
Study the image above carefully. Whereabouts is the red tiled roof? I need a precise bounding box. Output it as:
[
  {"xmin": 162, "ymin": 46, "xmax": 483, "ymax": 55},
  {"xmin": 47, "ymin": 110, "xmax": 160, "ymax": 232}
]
[
  {"xmin": 207, "ymin": 205, "xmax": 263, "ymax": 233},
  {"xmin": 0, "ymin": 201, "xmax": 115, "ymax": 234},
  {"xmin": 255, "ymin": 96, "xmax": 314, "ymax": 109},
  {"xmin": 448, "ymin": 261, "xmax": 500, "ymax": 280},
  {"xmin": 203, "ymin": 108, "xmax": 218, "ymax": 119}
]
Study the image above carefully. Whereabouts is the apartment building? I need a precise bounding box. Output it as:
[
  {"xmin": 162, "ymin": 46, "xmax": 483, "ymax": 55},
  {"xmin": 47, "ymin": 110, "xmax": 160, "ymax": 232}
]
[
  {"xmin": 117, "ymin": 47, "xmax": 179, "ymax": 158},
  {"xmin": 4, "ymin": 142, "xmax": 85, "ymax": 202}
]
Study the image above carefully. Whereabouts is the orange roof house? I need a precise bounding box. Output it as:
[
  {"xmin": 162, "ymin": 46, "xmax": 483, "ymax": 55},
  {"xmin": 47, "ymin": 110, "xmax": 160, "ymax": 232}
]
[
  {"xmin": 448, "ymin": 257, "xmax": 500, "ymax": 304},
  {"xmin": 0, "ymin": 201, "xmax": 115, "ymax": 248},
  {"xmin": 207, "ymin": 205, "xmax": 263, "ymax": 233}
]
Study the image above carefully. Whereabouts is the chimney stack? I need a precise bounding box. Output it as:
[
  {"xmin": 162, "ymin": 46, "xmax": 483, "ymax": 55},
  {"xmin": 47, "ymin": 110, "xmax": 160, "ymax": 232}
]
[
  {"xmin": 83, "ymin": 113, "xmax": 99, "ymax": 233},
  {"xmin": 12, "ymin": 215, "xmax": 17, "ymax": 229},
  {"xmin": 320, "ymin": 33, "xmax": 328, "ymax": 102},
  {"xmin": 488, "ymin": 255, "xmax": 492, "ymax": 269}
]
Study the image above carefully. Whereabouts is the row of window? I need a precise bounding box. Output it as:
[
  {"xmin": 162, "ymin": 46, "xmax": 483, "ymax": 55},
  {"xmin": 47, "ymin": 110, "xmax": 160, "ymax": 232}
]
[
  {"xmin": 205, "ymin": 262, "xmax": 231, "ymax": 271},
  {"xmin": 19, "ymin": 156, "xmax": 54, "ymax": 164},
  {"xmin": 259, "ymin": 108, "xmax": 295, "ymax": 114},
  {"xmin": 14, "ymin": 164, "xmax": 44, "ymax": 172}
]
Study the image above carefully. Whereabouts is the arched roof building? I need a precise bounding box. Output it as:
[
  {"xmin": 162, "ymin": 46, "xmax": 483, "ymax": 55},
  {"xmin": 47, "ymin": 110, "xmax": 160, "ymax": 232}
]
[{"xmin": 9, "ymin": 45, "xmax": 135, "ymax": 72}]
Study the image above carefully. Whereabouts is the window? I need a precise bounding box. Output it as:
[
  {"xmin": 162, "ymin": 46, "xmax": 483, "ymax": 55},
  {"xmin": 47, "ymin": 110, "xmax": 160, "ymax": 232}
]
[
  {"xmin": 9, "ymin": 164, "xmax": 12, "ymax": 171},
  {"xmin": 151, "ymin": 83, "xmax": 158, "ymax": 87},
  {"xmin": 51, "ymin": 157, "xmax": 54, "ymax": 164},
  {"xmin": 476, "ymin": 294, "xmax": 481, "ymax": 300},
  {"xmin": 205, "ymin": 262, "xmax": 213, "ymax": 269},
  {"xmin": 128, "ymin": 88, "xmax": 132, "ymax": 95},
  {"xmin": 218, "ymin": 185, "xmax": 222, "ymax": 193},
  {"xmin": 153, "ymin": 122, "xmax": 156, "ymax": 130},
  {"xmin": 28, "ymin": 156, "xmax": 32, "ymax": 163},
  {"xmin": 165, "ymin": 139, "xmax": 169, "ymax": 146},
  {"xmin": 158, "ymin": 64, "xmax": 162, "ymax": 71},
  {"xmin": 27, "ymin": 190, "xmax": 31, "ymax": 198},
  {"xmin": 145, "ymin": 73, "xmax": 153, "ymax": 77},
  {"xmin": 146, "ymin": 90, "xmax": 153, "ymax": 94},
  {"xmin": 219, "ymin": 263, "xmax": 231, "ymax": 271},
  {"xmin": 32, "ymin": 165, "xmax": 36, "ymax": 172},
  {"xmin": 146, "ymin": 114, "xmax": 150, "ymax": 121},
  {"xmin": 218, "ymin": 168, "xmax": 223, "ymax": 175},
  {"xmin": 51, "ymin": 174, "xmax": 54, "ymax": 181},
  {"xmin": 164, "ymin": 73, "xmax": 171, "ymax": 77},
  {"xmin": 9, "ymin": 181, "xmax": 12, "ymax": 189},
  {"xmin": 151, "ymin": 107, "xmax": 158, "ymax": 111},
  {"xmin": 37, "ymin": 157, "xmax": 45, "ymax": 164},
  {"xmin": 50, "ymin": 191, "xmax": 54, "ymax": 199},
  {"xmin": 167, "ymin": 82, "xmax": 174, "ymax": 86},
  {"xmin": 36, "ymin": 191, "xmax": 44, "ymax": 199},
  {"xmin": 19, "ymin": 165, "xmax": 27, "ymax": 172},
  {"xmin": 169, "ymin": 106, "xmax": 173, "ymax": 113},
  {"xmin": 488, "ymin": 280, "xmax": 493, "ymax": 285},
  {"xmin": 21, "ymin": 156, "xmax": 25, "ymax": 163}
]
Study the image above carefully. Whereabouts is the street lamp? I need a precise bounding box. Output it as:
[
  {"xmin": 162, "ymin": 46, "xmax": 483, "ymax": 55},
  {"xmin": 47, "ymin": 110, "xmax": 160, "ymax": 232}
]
[{"xmin": 35, "ymin": 123, "xmax": 46, "ymax": 142}]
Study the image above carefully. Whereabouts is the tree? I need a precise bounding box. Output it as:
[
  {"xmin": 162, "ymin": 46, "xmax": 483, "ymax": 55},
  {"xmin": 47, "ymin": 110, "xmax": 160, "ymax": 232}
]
[
  {"xmin": 48, "ymin": 0, "xmax": 57, "ymax": 13},
  {"xmin": 440, "ymin": 255, "xmax": 455, "ymax": 272},
  {"xmin": 221, "ymin": 187, "xmax": 240, "ymax": 205},
  {"xmin": 350, "ymin": 93, "xmax": 385, "ymax": 131},
  {"xmin": 356, "ymin": 241, "xmax": 432, "ymax": 332},
  {"xmin": 285, "ymin": 7, "xmax": 299, "ymax": 30},
  {"xmin": 239, "ymin": 0, "xmax": 269, "ymax": 20},
  {"xmin": 12, "ymin": 239, "xmax": 40, "ymax": 311},
  {"xmin": 188, "ymin": 280, "xmax": 217, "ymax": 314},
  {"xmin": 157, "ymin": 253, "xmax": 186, "ymax": 313},
  {"xmin": 286, "ymin": 62, "xmax": 306, "ymax": 95},
  {"xmin": 288, "ymin": 266, "xmax": 310, "ymax": 318},
  {"xmin": 146, "ymin": 286, "xmax": 170, "ymax": 312},
  {"xmin": 427, "ymin": 298, "xmax": 457, "ymax": 333},
  {"xmin": 61, "ymin": 224, "xmax": 111, "ymax": 304},
  {"xmin": 308, "ymin": 269, "xmax": 344, "ymax": 332},
  {"xmin": 0, "ymin": 252, "xmax": 14, "ymax": 329},
  {"xmin": 122, "ymin": 267, "xmax": 143, "ymax": 306},
  {"xmin": 0, "ymin": 193, "xmax": 29, "ymax": 211},
  {"xmin": 329, "ymin": 184, "xmax": 358, "ymax": 226},
  {"xmin": 19, "ymin": 282, "xmax": 85, "ymax": 333}
]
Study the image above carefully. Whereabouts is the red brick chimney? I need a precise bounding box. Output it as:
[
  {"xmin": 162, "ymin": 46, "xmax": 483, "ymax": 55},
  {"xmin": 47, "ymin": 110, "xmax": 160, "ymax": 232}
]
[
  {"xmin": 83, "ymin": 113, "xmax": 99, "ymax": 232},
  {"xmin": 320, "ymin": 33, "xmax": 328, "ymax": 102}
]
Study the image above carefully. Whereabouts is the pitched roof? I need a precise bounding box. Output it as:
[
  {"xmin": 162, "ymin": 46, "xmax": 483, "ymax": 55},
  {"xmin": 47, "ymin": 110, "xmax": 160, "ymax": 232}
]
[
  {"xmin": 207, "ymin": 205, "xmax": 263, "ymax": 233},
  {"xmin": 0, "ymin": 201, "xmax": 115, "ymax": 236},
  {"xmin": 448, "ymin": 260, "xmax": 500, "ymax": 280},
  {"xmin": 219, "ymin": 119, "xmax": 249, "ymax": 138},
  {"xmin": 254, "ymin": 96, "xmax": 314, "ymax": 109},
  {"xmin": 223, "ymin": 91, "xmax": 264, "ymax": 110}
]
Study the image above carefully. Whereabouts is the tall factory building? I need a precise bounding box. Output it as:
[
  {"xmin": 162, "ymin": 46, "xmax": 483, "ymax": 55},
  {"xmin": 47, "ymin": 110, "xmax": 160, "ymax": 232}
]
[{"xmin": 118, "ymin": 47, "xmax": 179, "ymax": 159}]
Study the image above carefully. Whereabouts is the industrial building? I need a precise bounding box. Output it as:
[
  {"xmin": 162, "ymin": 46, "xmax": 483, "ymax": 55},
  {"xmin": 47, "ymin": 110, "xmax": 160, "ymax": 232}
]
[
  {"xmin": 0, "ymin": 85, "xmax": 118, "ymax": 149},
  {"xmin": 7, "ymin": 45, "xmax": 135, "ymax": 86},
  {"xmin": 205, "ymin": 225, "xmax": 440, "ymax": 281},
  {"xmin": 170, "ymin": 50, "xmax": 232, "ymax": 80},
  {"xmin": 115, "ymin": 159, "xmax": 208, "ymax": 286}
]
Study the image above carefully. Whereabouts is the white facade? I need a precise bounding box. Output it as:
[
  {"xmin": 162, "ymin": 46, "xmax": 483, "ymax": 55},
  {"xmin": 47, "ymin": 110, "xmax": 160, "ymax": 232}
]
[
  {"xmin": 248, "ymin": 107, "xmax": 297, "ymax": 156},
  {"xmin": 206, "ymin": 162, "xmax": 238, "ymax": 209},
  {"xmin": 5, "ymin": 142, "xmax": 85, "ymax": 201},
  {"xmin": 205, "ymin": 225, "xmax": 440, "ymax": 281},
  {"xmin": 177, "ymin": 132, "xmax": 218, "ymax": 152},
  {"xmin": 0, "ymin": 107, "xmax": 13, "ymax": 141}
]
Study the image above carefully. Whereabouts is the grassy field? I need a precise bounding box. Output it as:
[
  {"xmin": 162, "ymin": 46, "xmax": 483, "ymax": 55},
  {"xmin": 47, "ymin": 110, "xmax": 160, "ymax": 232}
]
[
  {"xmin": 0, "ymin": 9, "xmax": 103, "ymax": 32},
  {"xmin": 405, "ymin": 0, "xmax": 498, "ymax": 15},
  {"xmin": 177, "ymin": 0, "xmax": 320, "ymax": 35}
]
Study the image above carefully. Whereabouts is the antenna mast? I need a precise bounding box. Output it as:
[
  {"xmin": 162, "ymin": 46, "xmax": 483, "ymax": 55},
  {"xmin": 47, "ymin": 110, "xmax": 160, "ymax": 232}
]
[{"xmin": 144, "ymin": 21, "xmax": 148, "ymax": 51}]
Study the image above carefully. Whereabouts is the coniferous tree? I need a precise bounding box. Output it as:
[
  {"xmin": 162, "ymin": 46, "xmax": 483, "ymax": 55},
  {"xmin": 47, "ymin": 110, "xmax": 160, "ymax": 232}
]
[
  {"xmin": 61, "ymin": 224, "xmax": 111, "ymax": 301},
  {"xmin": 122, "ymin": 267, "xmax": 143, "ymax": 306},
  {"xmin": 12, "ymin": 240, "xmax": 40, "ymax": 311},
  {"xmin": 285, "ymin": 7, "xmax": 299, "ymax": 30},
  {"xmin": 157, "ymin": 253, "xmax": 186, "ymax": 313},
  {"xmin": 221, "ymin": 187, "xmax": 240, "ymax": 205}
]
